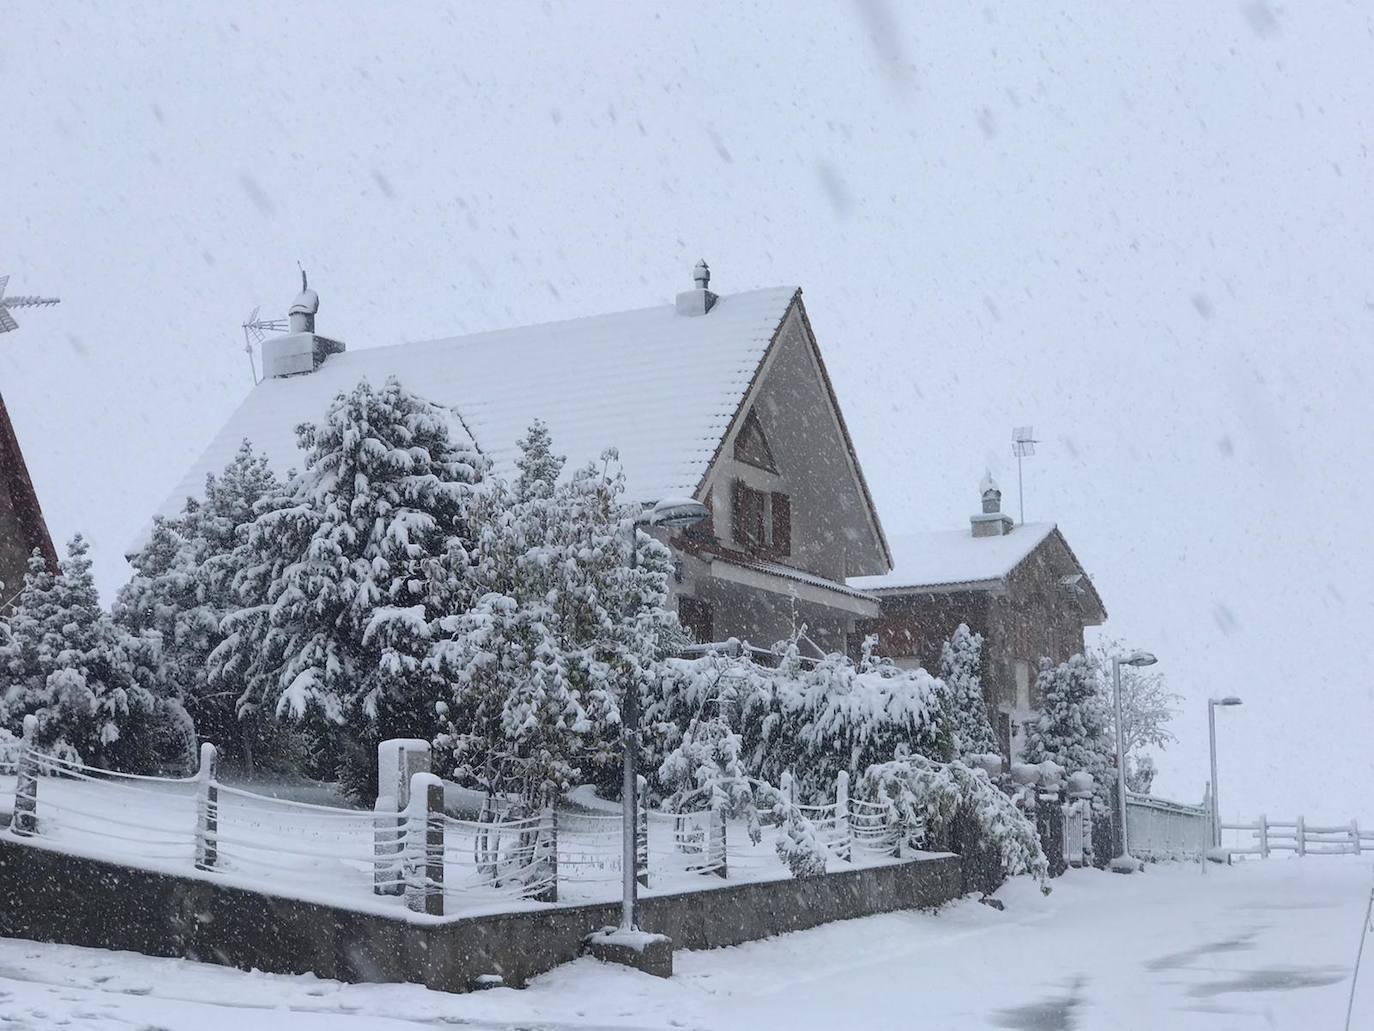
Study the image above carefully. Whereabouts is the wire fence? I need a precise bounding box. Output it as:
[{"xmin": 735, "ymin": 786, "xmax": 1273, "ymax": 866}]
[{"xmin": 4, "ymin": 738, "xmax": 927, "ymax": 917}]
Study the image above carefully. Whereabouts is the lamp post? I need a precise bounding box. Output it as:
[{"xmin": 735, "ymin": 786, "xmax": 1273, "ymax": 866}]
[
  {"xmin": 1111, "ymin": 649, "xmax": 1157, "ymax": 873},
  {"xmin": 1208, "ymin": 696, "xmax": 1243, "ymax": 848},
  {"xmin": 620, "ymin": 497, "xmax": 710, "ymax": 932}
]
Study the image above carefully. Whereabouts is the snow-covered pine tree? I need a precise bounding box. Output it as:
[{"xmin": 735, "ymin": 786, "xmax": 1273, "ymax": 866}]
[
  {"xmin": 116, "ymin": 440, "xmax": 282, "ymax": 768},
  {"xmin": 0, "ymin": 537, "xmax": 190, "ymax": 771},
  {"xmin": 431, "ymin": 427, "xmax": 685, "ymax": 806},
  {"xmin": 938, "ymin": 623, "xmax": 1001, "ymax": 760},
  {"xmin": 212, "ymin": 376, "xmax": 486, "ymax": 799},
  {"xmin": 1021, "ymin": 654, "xmax": 1115, "ymax": 815}
]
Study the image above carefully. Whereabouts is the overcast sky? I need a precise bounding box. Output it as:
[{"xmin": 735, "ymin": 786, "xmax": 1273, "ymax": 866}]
[{"xmin": 3, "ymin": 2, "xmax": 1371, "ymax": 821}]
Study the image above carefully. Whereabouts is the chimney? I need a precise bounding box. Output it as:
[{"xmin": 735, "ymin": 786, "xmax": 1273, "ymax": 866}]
[
  {"xmin": 262, "ymin": 270, "xmax": 345, "ymax": 378},
  {"xmin": 675, "ymin": 259, "xmax": 718, "ymax": 316},
  {"xmin": 971, "ymin": 471, "xmax": 1014, "ymax": 537}
]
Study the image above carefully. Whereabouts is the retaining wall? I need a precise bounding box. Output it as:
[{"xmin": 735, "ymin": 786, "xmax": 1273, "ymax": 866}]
[{"xmin": 0, "ymin": 838, "xmax": 963, "ymax": 992}]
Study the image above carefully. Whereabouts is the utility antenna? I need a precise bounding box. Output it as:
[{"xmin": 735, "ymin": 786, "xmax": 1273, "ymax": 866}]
[
  {"xmin": 240, "ymin": 305, "xmax": 287, "ymax": 385},
  {"xmin": 1012, "ymin": 426, "xmax": 1039, "ymax": 524},
  {"xmin": 0, "ymin": 276, "xmax": 61, "ymax": 334}
]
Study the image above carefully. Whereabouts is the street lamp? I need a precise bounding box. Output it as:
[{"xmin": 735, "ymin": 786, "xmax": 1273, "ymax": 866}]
[
  {"xmin": 1111, "ymin": 650, "xmax": 1157, "ymax": 873},
  {"xmin": 621, "ymin": 496, "xmax": 710, "ymax": 931},
  {"xmin": 1208, "ymin": 696, "xmax": 1243, "ymax": 848}
]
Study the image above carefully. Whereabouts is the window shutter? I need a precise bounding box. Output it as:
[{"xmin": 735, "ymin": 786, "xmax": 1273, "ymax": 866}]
[
  {"xmin": 732, "ymin": 479, "xmax": 747, "ymax": 545},
  {"xmin": 771, "ymin": 492, "xmax": 791, "ymax": 556}
]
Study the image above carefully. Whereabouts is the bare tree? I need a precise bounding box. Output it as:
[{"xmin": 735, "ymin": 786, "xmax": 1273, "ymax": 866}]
[{"xmin": 1090, "ymin": 638, "xmax": 1181, "ymax": 779}]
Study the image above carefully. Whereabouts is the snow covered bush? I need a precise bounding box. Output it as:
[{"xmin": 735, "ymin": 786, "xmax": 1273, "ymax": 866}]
[
  {"xmin": 1021, "ymin": 654, "xmax": 1115, "ymax": 816},
  {"xmin": 648, "ymin": 634, "xmax": 950, "ymax": 804},
  {"xmin": 0, "ymin": 538, "xmax": 189, "ymax": 772},
  {"xmin": 857, "ymin": 757, "xmax": 1047, "ymax": 882},
  {"xmin": 116, "ymin": 440, "xmax": 284, "ymax": 769},
  {"xmin": 430, "ymin": 423, "xmax": 685, "ymax": 805},
  {"xmin": 771, "ymin": 794, "xmax": 829, "ymax": 877},
  {"xmin": 939, "ymin": 623, "xmax": 1000, "ymax": 759},
  {"xmin": 211, "ymin": 376, "xmax": 487, "ymax": 799}
]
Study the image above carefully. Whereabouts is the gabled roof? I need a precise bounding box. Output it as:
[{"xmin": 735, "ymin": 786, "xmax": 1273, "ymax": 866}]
[
  {"xmin": 145, "ymin": 286, "xmax": 807, "ymax": 538},
  {"xmin": 848, "ymin": 522, "xmax": 1059, "ymax": 593},
  {"xmin": 0, "ymin": 392, "xmax": 58, "ymax": 599}
]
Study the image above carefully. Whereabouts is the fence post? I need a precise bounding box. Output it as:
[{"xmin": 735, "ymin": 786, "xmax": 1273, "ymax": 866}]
[
  {"xmin": 11, "ymin": 714, "xmax": 38, "ymax": 837},
  {"xmin": 194, "ymin": 743, "xmax": 219, "ymax": 870},
  {"xmin": 1351, "ymin": 819, "xmax": 1361, "ymax": 856},
  {"xmin": 405, "ymin": 772, "xmax": 444, "ymax": 916},
  {"xmin": 635, "ymin": 773, "xmax": 649, "ymax": 889},
  {"xmin": 532, "ymin": 801, "xmax": 558, "ymax": 903},
  {"xmin": 1257, "ymin": 813, "xmax": 1269, "ymax": 858},
  {"xmin": 374, "ymin": 794, "xmax": 405, "ymax": 895},
  {"xmin": 708, "ymin": 796, "xmax": 728, "ymax": 879},
  {"xmin": 1296, "ymin": 814, "xmax": 1306, "ymax": 857},
  {"xmin": 835, "ymin": 771, "xmax": 852, "ymax": 863}
]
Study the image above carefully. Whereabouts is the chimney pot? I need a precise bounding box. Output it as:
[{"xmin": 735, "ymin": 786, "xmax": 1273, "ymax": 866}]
[
  {"xmin": 676, "ymin": 259, "xmax": 718, "ymax": 316},
  {"xmin": 263, "ymin": 270, "xmax": 344, "ymax": 378},
  {"xmin": 971, "ymin": 471, "xmax": 1013, "ymax": 537}
]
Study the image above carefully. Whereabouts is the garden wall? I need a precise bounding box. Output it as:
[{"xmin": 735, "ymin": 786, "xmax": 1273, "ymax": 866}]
[{"xmin": 0, "ymin": 838, "xmax": 963, "ymax": 992}]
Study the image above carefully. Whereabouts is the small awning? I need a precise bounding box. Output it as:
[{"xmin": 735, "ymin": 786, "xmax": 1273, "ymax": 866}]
[{"xmin": 707, "ymin": 555, "xmax": 881, "ymax": 618}]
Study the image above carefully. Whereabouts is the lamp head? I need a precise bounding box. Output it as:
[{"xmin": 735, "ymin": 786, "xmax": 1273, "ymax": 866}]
[
  {"xmin": 1211, "ymin": 696, "xmax": 1243, "ymax": 707},
  {"xmin": 1123, "ymin": 650, "xmax": 1157, "ymax": 668}
]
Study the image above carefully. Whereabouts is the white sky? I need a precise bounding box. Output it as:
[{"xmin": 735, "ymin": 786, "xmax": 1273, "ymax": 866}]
[{"xmin": 3, "ymin": 2, "xmax": 1371, "ymax": 821}]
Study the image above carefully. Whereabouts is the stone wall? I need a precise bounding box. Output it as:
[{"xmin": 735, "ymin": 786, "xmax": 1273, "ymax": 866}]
[{"xmin": 0, "ymin": 839, "xmax": 964, "ymax": 992}]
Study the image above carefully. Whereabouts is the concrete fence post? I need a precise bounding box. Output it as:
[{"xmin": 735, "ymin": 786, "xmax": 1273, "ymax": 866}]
[
  {"xmin": 404, "ymin": 772, "xmax": 444, "ymax": 916},
  {"xmin": 835, "ymin": 770, "xmax": 852, "ymax": 863},
  {"xmin": 708, "ymin": 796, "xmax": 728, "ymax": 879},
  {"xmin": 635, "ymin": 773, "xmax": 650, "ymax": 889},
  {"xmin": 376, "ymin": 739, "xmax": 430, "ymax": 896},
  {"xmin": 194, "ymin": 743, "xmax": 219, "ymax": 870},
  {"xmin": 536, "ymin": 803, "xmax": 559, "ymax": 902},
  {"xmin": 11, "ymin": 714, "xmax": 39, "ymax": 837},
  {"xmin": 1258, "ymin": 813, "xmax": 1269, "ymax": 858},
  {"xmin": 1350, "ymin": 819, "xmax": 1361, "ymax": 855},
  {"xmin": 1296, "ymin": 815, "xmax": 1306, "ymax": 857}
]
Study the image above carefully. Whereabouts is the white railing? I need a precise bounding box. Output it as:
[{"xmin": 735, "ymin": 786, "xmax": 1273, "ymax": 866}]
[
  {"xmin": 1125, "ymin": 792, "xmax": 1211, "ymax": 861},
  {"xmin": 1221, "ymin": 815, "xmax": 1373, "ymax": 857},
  {"xmin": 4, "ymin": 738, "xmax": 927, "ymax": 916}
]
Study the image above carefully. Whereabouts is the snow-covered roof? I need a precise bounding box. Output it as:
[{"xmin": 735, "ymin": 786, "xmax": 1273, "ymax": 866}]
[
  {"xmin": 143, "ymin": 286, "xmax": 800, "ymax": 543},
  {"xmin": 847, "ymin": 522, "xmax": 1058, "ymax": 593}
]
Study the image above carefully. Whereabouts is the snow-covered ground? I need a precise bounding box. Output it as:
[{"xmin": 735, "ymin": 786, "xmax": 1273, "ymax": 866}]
[{"xmin": 1, "ymin": 856, "xmax": 1368, "ymax": 1030}]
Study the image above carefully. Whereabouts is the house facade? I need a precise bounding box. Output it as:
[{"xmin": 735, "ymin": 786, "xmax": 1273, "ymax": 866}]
[
  {"xmin": 142, "ymin": 264, "xmax": 889, "ymax": 655},
  {"xmin": 0, "ymin": 393, "xmax": 57, "ymax": 610},
  {"xmin": 850, "ymin": 476, "xmax": 1106, "ymax": 760}
]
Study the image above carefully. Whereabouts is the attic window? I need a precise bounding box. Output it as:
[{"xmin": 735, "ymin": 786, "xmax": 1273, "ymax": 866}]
[
  {"xmin": 732, "ymin": 480, "xmax": 791, "ymax": 556},
  {"xmin": 733, "ymin": 409, "xmax": 778, "ymax": 473}
]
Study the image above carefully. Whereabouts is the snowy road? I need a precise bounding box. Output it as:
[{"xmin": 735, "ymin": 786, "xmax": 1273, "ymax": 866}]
[{"xmin": 1, "ymin": 856, "xmax": 1369, "ymax": 1029}]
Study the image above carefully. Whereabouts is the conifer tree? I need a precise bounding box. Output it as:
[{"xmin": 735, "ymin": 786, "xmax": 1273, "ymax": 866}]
[
  {"xmin": 1021, "ymin": 654, "xmax": 1115, "ymax": 814},
  {"xmin": 939, "ymin": 623, "xmax": 1001, "ymax": 760},
  {"xmin": 431, "ymin": 425, "xmax": 685, "ymax": 805},
  {"xmin": 212, "ymin": 376, "xmax": 486, "ymax": 798},
  {"xmin": 0, "ymin": 537, "xmax": 189, "ymax": 771},
  {"xmin": 116, "ymin": 440, "xmax": 282, "ymax": 767}
]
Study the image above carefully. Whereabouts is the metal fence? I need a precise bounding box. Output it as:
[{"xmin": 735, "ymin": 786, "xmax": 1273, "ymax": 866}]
[{"xmin": 1124, "ymin": 791, "xmax": 1211, "ymax": 861}]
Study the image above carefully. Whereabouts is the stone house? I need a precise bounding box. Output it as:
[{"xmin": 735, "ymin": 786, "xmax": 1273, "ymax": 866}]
[
  {"xmin": 849, "ymin": 475, "xmax": 1106, "ymax": 760},
  {"xmin": 142, "ymin": 264, "xmax": 890, "ymax": 655},
  {"xmin": 0, "ymin": 393, "xmax": 57, "ymax": 610}
]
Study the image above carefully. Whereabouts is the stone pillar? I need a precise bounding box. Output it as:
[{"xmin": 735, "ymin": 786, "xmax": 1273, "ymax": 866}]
[
  {"xmin": 376, "ymin": 739, "xmax": 430, "ymax": 896},
  {"xmin": 194, "ymin": 743, "xmax": 219, "ymax": 870},
  {"xmin": 405, "ymin": 772, "xmax": 444, "ymax": 916}
]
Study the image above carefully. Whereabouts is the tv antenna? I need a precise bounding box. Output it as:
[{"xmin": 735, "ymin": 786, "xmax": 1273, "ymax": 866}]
[
  {"xmin": 240, "ymin": 306, "xmax": 288, "ymax": 384},
  {"xmin": 0, "ymin": 276, "xmax": 61, "ymax": 334},
  {"xmin": 1012, "ymin": 426, "xmax": 1039, "ymax": 524}
]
